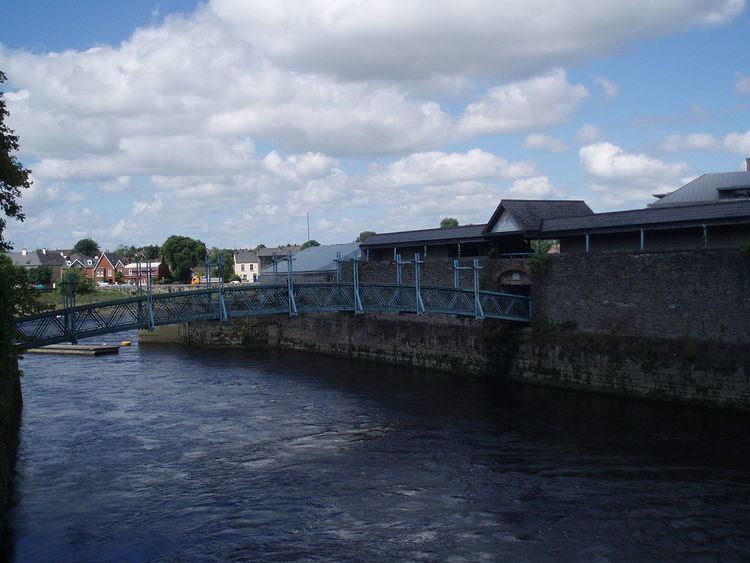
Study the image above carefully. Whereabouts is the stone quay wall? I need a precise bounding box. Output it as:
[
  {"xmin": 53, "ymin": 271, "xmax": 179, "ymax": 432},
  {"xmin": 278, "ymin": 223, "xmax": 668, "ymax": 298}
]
[
  {"xmin": 0, "ymin": 357, "xmax": 22, "ymax": 535},
  {"xmin": 531, "ymin": 249, "xmax": 750, "ymax": 344}
]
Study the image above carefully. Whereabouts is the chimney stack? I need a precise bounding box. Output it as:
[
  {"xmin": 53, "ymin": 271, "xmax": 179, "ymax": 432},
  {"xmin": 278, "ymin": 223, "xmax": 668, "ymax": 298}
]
[
  {"xmin": 42, "ymin": 248, "xmax": 46, "ymax": 255},
  {"xmin": 21, "ymin": 248, "xmax": 27, "ymax": 256}
]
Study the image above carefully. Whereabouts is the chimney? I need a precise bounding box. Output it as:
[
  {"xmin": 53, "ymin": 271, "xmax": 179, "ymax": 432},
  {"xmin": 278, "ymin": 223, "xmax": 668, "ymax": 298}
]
[
  {"xmin": 746, "ymin": 157, "xmax": 750, "ymax": 172},
  {"xmin": 42, "ymin": 248, "xmax": 46, "ymax": 255},
  {"xmin": 21, "ymin": 248, "xmax": 27, "ymax": 256}
]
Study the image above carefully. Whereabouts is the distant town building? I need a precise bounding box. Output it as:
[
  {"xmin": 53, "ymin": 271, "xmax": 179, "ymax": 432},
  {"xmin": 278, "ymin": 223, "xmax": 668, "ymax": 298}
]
[
  {"xmin": 233, "ymin": 250, "xmax": 260, "ymax": 283},
  {"xmin": 260, "ymin": 243, "xmax": 360, "ymax": 283},
  {"xmin": 5, "ymin": 248, "xmax": 67, "ymax": 287}
]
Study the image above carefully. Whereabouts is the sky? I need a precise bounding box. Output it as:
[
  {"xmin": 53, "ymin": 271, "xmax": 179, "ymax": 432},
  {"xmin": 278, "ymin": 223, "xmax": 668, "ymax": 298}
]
[{"xmin": 1, "ymin": 0, "xmax": 749, "ymax": 251}]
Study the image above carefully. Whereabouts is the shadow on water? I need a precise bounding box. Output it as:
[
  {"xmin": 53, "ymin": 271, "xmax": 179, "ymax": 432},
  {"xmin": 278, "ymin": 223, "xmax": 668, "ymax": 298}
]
[{"xmin": 5, "ymin": 336, "xmax": 750, "ymax": 561}]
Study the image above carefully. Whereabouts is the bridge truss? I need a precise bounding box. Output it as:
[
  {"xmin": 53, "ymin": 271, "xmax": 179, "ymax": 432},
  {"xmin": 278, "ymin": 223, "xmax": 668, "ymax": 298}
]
[{"xmin": 13, "ymin": 282, "xmax": 531, "ymax": 349}]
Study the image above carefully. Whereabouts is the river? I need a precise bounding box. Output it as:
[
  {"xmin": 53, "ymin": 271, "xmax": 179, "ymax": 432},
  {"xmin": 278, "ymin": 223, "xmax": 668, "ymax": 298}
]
[{"xmin": 5, "ymin": 332, "xmax": 750, "ymax": 561}]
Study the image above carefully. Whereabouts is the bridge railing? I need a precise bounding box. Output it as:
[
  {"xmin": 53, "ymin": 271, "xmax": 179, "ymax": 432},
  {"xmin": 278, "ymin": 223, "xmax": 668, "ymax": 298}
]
[{"xmin": 12, "ymin": 283, "xmax": 531, "ymax": 349}]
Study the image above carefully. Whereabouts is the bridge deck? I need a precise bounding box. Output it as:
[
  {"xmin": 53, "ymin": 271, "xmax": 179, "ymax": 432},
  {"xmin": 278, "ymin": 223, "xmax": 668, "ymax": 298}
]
[{"xmin": 13, "ymin": 282, "xmax": 531, "ymax": 349}]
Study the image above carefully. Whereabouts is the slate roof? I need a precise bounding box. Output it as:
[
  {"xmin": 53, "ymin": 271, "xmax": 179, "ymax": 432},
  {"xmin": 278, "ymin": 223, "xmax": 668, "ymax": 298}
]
[
  {"xmin": 358, "ymin": 225, "xmax": 486, "ymax": 248},
  {"xmin": 6, "ymin": 249, "xmax": 67, "ymax": 267},
  {"xmin": 483, "ymin": 199, "xmax": 594, "ymax": 234},
  {"xmin": 541, "ymin": 199, "xmax": 750, "ymax": 235},
  {"xmin": 261, "ymin": 243, "xmax": 360, "ymax": 274},
  {"xmin": 97, "ymin": 252, "xmax": 125, "ymax": 268},
  {"xmin": 650, "ymin": 172, "xmax": 750, "ymax": 207},
  {"xmin": 234, "ymin": 250, "xmax": 259, "ymax": 263}
]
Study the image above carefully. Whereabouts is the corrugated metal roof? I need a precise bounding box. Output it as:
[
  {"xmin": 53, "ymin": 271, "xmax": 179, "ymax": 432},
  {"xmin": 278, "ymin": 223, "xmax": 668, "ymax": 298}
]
[
  {"xmin": 261, "ymin": 243, "xmax": 360, "ymax": 274},
  {"xmin": 359, "ymin": 224, "xmax": 486, "ymax": 247},
  {"xmin": 484, "ymin": 199, "xmax": 593, "ymax": 233},
  {"xmin": 650, "ymin": 172, "xmax": 750, "ymax": 207},
  {"xmin": 256, "ymin": 245, "xmax": 301, "ymax": 257},
  {"xmin": 542, "ymin": 199, "xmax": 750, "ymax": 234}
]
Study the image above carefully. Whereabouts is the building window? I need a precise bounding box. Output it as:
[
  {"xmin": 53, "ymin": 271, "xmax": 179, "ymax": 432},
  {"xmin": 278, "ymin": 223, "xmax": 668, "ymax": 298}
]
[{"xmin": 241, "ymin": 264, "xmax": 245, "ymax": 272}]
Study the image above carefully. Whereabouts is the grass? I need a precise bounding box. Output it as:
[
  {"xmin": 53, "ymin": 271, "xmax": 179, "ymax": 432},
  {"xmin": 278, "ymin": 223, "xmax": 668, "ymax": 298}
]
[{"xmin": 37, "ymin": 289, "xmax": 139, "ymax": 310}]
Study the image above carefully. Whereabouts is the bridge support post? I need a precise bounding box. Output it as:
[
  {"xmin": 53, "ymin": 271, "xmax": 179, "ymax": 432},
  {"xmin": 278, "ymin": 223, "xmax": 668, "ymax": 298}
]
[
  {"xmin": 287, "ymin": 251, "xmax": 298, "ymax": 316},
  {"xmin": 452, "ymin": 259, "xmax": 459, "ymax": 288},
  {"xmin": 272, "ymin": 252, "xmax": 279, "ymax": 284},
  {"xmin": 414, "ymin": 253, "xmax": 425, "ymax": 315},
  {"xmin": 472, "ymin": 258, "xmax": 484, "ymax": 319},
  {"xmin": 146, "ymin": 260, "xmax": 155, "ymax": 330},
  {"xmin": 217, "ymin": 254, "xmax": 228, "ymax": 322},
  {"xmin": 335, "ymin": 251, "xmax": 342, "ymax": 283},
  {"xmin": 61, "ymin": 277, "xmax": 78, "ymax": 344},
  {"xmin": 352, "ymin": 256, "xmax": 364, "ymax": 314}
]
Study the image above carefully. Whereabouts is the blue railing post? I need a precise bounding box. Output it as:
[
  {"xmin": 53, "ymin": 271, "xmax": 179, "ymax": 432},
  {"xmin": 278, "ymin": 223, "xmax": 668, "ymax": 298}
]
[
  {"xmin": 352, "ymin": 256, "xmax": 364, "ymax": 314},
  {"xmin": 216, "ymin": 254, "xmax": 228, "ymax": 322},
  {"xmin": 287, "ymin": 251, "xmax": 298, "ymax": 316},
  {"xmin": 453, "ymin": 259, "xmax": 459, "ymax": 288},
  {"xmin": 414, "ymin": 253, "xmax": 425, "ymax": 315},
  {"xmin": 335, "ymin": 251, "xmax": 342, "ymax": 283},
  {"xmin": 272, "ymin": 251, "xmax": 279, "ymax": 284},
  {"xmin": 146, "ymin": 260, "xmax": 155, "ymax": 330},
  {"xmin": 472, "ymin": 258, "xmax": 484, "ymax": 319}
]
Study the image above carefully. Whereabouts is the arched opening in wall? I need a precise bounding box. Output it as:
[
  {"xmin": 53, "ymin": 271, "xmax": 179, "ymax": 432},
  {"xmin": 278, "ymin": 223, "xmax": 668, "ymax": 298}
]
[{"xmin": 497, "ymin": 269, "xmax": 531, "ymax": 296}]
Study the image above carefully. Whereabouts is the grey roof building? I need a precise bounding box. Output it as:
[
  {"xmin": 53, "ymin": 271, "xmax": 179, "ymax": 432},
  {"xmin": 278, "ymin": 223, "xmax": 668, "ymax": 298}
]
[
  {"xmin": 360, "ymin": 199, "xmax": 593, "ymax": 260},
  {"xmin": 260, "ymin": 243, "xmax": 360, "ymax": 281},
  {"xmin": 6, "ymin": 248, "xmax": 67, "ymax": 268},
  {"xmin": 650, "ymin": 167, "xmax": 750, "ymax": 208}
]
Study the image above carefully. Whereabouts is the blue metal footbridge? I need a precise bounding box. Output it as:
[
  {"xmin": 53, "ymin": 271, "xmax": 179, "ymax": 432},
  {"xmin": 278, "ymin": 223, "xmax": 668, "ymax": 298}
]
[{"xmin": 13, "ymin": 281, "xmax": 531, "ymax": 350}]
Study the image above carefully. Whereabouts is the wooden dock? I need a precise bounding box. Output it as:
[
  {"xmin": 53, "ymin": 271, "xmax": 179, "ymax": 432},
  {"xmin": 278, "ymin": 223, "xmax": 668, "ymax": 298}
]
[{"xmin": 26, "ymin": 344, "xmax": 121, "ymax": 356}]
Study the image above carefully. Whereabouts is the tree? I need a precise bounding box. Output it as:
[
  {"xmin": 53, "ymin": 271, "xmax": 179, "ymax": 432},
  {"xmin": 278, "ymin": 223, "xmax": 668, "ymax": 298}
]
[
  {"xmin": 300, "ymin": 239, "xmax": 320, "ymax": 250},
  {"xmin": 440, "ymin": 218, "xmax": 459, "ymax": 229},
  {"xmin": 208, "ymin": 248, "xmax": 235, "ymax": 281},
  {"xmin": 72, "ymin": 237, "xmax": 100, "ymax": 257},
  {"xmin": 254, "ymin": 244, "xmax": 267, "ymax": 251},
  {"xmin": 161, "ymin": 235, "xmax": 207, "ymax": 283},
  {"xmin": 28, "ymin": 266, "xmax": 52, "ymax": 287},
  {"xmin": 140, "ymin": 244, "xmax": 160, "ymax": 260},
  {"xmin": 57, "ymin": 269, "xmax": 94, "ymax": 295},
  {"xmin": 355, "ymin": 230, "xmax": 376, "ymax": 243},
  {"xmin": 531, "ymin": 239, "xmax": 556, "ymax": 254},
  {"xmin": 0, "ymin": 70, "xmax": 31, "ymax": 250}
]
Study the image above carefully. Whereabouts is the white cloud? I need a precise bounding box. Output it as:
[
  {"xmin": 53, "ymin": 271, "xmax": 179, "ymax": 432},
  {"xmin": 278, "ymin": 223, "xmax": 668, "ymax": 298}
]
[
  {"xmin": 367, "ymin": 149, "xmax": 535, "ymax": 189},
  {"xmin": 509, "ymin": 176, "xmax": 562, "ymax": 197},
  {"xmin": 210, "ymin": 0, "xmax": 744, "ymax": 81},
  {"xmin": 660, "ymin": 133, "xmax": 721, "ymax": 152},
  {"xmin": 737, "ymin": 73, "xmax": 750, "ymax": 94},
  {"xmin": 594, "ymin": 77, "xmax": 619, "ymax": 99},
  {"xmin": 1, "ymin": 0, "xmax": 745, "ymax": 247},
  {"xmin": 724, "ymin": 130, "xmax": 750, "ymax": 154},
  {"xmin": 580, "ymin": 142, "xmax": 688, "ymax": 206},
  {"xmin": 459, "ymin": 70, "xmax": 589, "ymax": 136},
  {"xmin": 576, "ymin": 124, "xmax": 601, "ymax": 143},
  {"xmin": 522, "ymin": 133, "xmax": 568, "ymax": 152}
]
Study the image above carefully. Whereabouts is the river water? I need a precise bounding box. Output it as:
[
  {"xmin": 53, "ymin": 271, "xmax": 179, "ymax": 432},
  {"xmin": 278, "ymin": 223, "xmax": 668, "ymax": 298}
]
[{"xmin": 5, "ymin": 332, "xmax": 750, "ymax": 561}]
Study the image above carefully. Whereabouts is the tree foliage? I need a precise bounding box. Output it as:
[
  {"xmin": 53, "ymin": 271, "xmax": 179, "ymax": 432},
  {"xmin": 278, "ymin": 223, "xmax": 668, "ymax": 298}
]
[
  {"xmin": 0, "ymin": 70, "xmax": 31, "ymax": 251},
  {"xmin": 208, "ymin": 248, "xmax": 235, "ymax": 281},
  {"xmin": 72, "ymin": 237, "xmax": 100, "ymax": 257},
  {"xmin": 57, "ymin": 269, "xmax": 94, "ymax": 295},
  {"xmin": 161, "ymin": 235, "xmax": 206, "ymax": 282},
  {"xmin": 355, "ymin": 230, "xmax": 376, "ymax": 243},
  {"xmin": 28, "ymin": 265, "xmax": 52, "ymax": 287},
  {"xmin": 440, "ymin": 218, "xmax": 459, "ymax": 229},
  {"xmin": 300, "ymin": 239, "xmax": 321, "ymax": 250}
]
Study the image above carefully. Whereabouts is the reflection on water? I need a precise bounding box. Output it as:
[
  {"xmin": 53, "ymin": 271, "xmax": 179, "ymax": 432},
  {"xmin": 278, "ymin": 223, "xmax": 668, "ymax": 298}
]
[{"xmin": 6, "ymin": 331, "xmax": 750, "ymax": 561}]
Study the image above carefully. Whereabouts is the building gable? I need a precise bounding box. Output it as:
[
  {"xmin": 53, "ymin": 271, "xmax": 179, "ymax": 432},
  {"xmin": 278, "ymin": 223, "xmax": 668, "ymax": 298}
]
[{"xmin": 490, "ymin": 209, "xmax": 521, "ymax": 233}]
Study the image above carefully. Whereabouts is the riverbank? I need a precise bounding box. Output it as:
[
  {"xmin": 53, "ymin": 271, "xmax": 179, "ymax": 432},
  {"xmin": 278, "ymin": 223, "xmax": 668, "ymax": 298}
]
[
  {"xmin": 139, "ymin": 314, "xmax": 750, "ymax": 411},
  {"xmin": 0, "ymin": 357, "xmax": 21, "ymax": 537}
]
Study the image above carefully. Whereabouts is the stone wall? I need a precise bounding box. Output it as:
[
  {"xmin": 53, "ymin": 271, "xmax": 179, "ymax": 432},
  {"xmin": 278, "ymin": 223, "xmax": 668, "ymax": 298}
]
[
  {"xmin": 140, "ymin": 313, "xmax": 750, "ymax": 410},
  {"xmin": 531, "ymin": 249, "xmax": 750, "ymax": 344}
]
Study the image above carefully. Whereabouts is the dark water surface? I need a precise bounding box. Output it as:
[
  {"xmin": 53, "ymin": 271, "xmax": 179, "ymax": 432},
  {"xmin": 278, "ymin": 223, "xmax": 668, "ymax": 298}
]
[{"xmin": 6, "ymin": 332, "xmax": 750, "ymax": 561}]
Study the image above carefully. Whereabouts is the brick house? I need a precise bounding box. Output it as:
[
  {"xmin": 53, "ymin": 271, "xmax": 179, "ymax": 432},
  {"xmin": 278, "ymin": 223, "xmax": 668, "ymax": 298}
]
[{"xmin": 93, "ymin": 252, "xmax": 126, "ymax": 284}]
